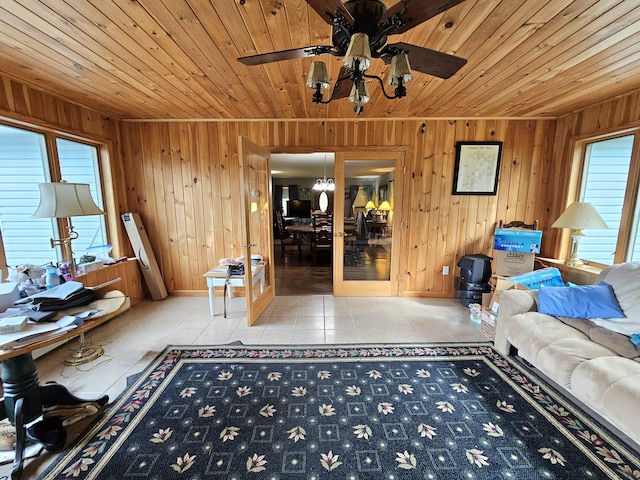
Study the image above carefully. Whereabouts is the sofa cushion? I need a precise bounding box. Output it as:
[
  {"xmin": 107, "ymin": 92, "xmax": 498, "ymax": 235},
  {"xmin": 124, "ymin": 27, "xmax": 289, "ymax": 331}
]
[
  {"xmin": 571, "ymin": 357, "xmax": 640, "ymax": 445},
  {"xmin": 558, "ymin": 317, "xmax": 640, "ymax": 359},
  {"xmin": 532, "ymin": 338, "xmax": 617, "ymax": 388},
  {"xmin": 504, "ymin": 312, "xmax": 588, "ymax": 366},
  {"xmin": 592, "ymin": 262, "xmax": 640, "ymax": 335},
  {"xmin": 538, "ymin": 282, "xmax": 625, "ymax": 319}
]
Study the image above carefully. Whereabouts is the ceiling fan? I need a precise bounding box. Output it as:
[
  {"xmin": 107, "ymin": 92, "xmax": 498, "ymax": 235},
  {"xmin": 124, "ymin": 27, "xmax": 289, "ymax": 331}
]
[{"xmin": 237, "ymin": 0, "xmax": 468, "ymax": 113}]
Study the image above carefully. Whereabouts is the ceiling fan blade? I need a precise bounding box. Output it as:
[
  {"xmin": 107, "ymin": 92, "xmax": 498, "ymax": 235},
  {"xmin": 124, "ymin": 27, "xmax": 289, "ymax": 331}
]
[
  {"xmin": 238, "ymin": 46, "xmax": 333, "ymax": 66},
  {"xmin": 306, "ymin": 0, "xmax": 354, "ymax": 25},
  {"xmin": 380, "ymin": 0, "xmax": 466, "ymax": 35},
  {"xmin": 332, "ymin": 67, "xmax": 352, "ymax": 99},
  {"xmin": 383, "ymin": 43, "xmax": 467, "ymax": 79}
]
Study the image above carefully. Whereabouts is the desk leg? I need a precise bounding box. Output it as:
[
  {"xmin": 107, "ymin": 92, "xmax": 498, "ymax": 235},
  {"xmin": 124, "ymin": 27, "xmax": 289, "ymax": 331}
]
[
  {"xmin": 1, "ymin": 354, "xmax": 109, "ymax": 480},
  {"xmin": 208, "ymin": 284, "xmax": 215, "ymax": 316}
]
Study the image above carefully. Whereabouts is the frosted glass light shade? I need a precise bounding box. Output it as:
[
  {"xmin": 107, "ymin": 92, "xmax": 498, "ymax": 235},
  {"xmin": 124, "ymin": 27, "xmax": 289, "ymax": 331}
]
[
  {"xmin": 349, "ymin": 81, "xmax": 370, "ymax": 105},
  {"xmin": 343, "ymin": 33, "xmax": 372, "ymax": 71},
  {"xmin": 306, "ymin": 61, "xmax": 330, "ymax": 89},
  {"xmin": 388, "ymin": 53, "xmax": 413, "ymax": 85},
  {"xmin": 33, "ymin": 182, "xmax": 104, "ymax": 218}
]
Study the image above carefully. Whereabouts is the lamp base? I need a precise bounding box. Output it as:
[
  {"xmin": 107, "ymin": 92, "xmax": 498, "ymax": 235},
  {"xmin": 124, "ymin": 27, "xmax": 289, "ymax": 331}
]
[
  {"xmin": 64, "ymin": 334, "xmax": 104, "ymax": 366},
  {"xmin": 565, "ymin": 255, "xmax": 584, "ymax": 267}
]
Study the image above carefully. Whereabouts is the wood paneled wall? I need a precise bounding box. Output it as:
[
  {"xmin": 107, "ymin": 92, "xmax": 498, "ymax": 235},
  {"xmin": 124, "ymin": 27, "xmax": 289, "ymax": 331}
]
[
  {"xmin": 7, "ymin": 70, "xmax": 639, "ymax": 298},
  {"xmin": 120, "ymin": 119, "xmax": 557, "ymax": 297}
]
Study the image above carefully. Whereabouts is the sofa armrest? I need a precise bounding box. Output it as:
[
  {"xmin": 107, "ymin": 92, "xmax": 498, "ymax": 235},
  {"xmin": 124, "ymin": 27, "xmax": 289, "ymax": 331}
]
[{"xmin": 493, "ymin": 289, "xmax": 538, "ymax": 355}]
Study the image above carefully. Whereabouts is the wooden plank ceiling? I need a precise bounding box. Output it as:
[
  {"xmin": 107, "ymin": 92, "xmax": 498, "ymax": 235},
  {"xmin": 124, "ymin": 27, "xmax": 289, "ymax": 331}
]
[{"xmin": 1, "ymin": 0, "xmax": 639, "ymax": 120}]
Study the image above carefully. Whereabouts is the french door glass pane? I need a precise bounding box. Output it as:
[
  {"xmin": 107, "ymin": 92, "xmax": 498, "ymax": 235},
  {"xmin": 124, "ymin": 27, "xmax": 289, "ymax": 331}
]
[
  {"xmin": 0, "ymin": 124, "xmax": 57, "ymax": 267},
  {"xmin": 343, "ymin": 159, "xmax": 394, "ymax": 281},
  {"xmin": 579, "ymin": 135, "xmax": 634, "ymax": 265}
]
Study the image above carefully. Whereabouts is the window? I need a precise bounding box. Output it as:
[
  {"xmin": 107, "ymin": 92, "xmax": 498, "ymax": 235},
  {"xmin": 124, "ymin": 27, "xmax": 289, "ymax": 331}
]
[
  {"xmin": 56, "ymin": 138, "xmax": 107, "ymax": 255},
  {"xmin": 0, "ymin": 124, "xmax": 107, "ymax": 269},
  {"xmin": 578, "ymin": 134, "xmax": 639, "ymax": 265}
]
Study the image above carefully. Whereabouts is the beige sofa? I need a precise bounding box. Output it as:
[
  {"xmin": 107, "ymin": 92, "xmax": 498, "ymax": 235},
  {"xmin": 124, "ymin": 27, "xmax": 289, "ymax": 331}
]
[{"xmin": 494, "ymin": 262, "xmax": 640, "ymax": 445}]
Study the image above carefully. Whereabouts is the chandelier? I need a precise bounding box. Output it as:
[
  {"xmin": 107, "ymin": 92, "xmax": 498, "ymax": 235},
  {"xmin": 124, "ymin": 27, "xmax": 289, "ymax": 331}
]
[
  {"xmin": 306, "ymin": 33, "xmax": 413, "ymax": 115},
  {"xmin": 312, "ymin": 154, "xmax": 335, "ymax": 191}
]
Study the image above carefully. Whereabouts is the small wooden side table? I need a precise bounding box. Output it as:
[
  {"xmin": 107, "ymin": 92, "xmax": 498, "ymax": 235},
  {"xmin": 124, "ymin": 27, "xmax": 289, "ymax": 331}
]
[{"xmin": 203, "ymin": 264, "xmax": 265, "ymax": 316}]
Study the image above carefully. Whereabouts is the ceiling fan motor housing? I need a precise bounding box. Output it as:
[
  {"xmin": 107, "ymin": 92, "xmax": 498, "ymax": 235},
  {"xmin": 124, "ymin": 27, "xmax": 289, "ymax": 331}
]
[{"xmin": 333, "ymin": 0, "xmax": 388, "ymax": 54}]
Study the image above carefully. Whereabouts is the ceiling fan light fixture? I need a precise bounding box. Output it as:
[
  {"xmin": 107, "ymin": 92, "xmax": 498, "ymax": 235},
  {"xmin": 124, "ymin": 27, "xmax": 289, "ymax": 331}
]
[
  {"xmin": 306, "ymin": 61, "xmax": 330, "ymax": 89},
  {"xmin": 343, "ymin": 33, "xmax": 372, "ymax": 71},
  {"xmin": 388, "ymin": 53, "xmax": 413, "ymax": 85}
]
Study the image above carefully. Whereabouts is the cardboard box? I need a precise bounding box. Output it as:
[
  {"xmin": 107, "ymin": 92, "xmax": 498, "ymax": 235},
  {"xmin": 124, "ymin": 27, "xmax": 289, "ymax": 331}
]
[
  {"xmin": 494, "ymin": 250, "xmax": 535, "ymax": 276},
  {"xmin": 480, "ymin": 310, "xmax": 497, "ymax": 339},
  {"xmin": 494, "ymin": 228, "xmax": 542, "ymax": 254},
  {"xmin": 506, "ymin": 267, "xmax": 564, "ymax": 290},
  {"xmin": 0, "ymin": 315, "xmax": 27, "ymax": 334},
  {"xmin": 77, "ymin": 260, "xmax": 104, "ymax": 274}
]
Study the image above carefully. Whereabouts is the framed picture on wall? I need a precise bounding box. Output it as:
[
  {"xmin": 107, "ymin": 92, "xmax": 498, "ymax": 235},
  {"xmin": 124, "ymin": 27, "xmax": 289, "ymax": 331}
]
[
  {"xmin": 452, "ymin": 141, "xmax": 503, "ymax": 195},
  {"xmin": 299, "ymin": 187, "xmax": 311, "ymax": 200}
]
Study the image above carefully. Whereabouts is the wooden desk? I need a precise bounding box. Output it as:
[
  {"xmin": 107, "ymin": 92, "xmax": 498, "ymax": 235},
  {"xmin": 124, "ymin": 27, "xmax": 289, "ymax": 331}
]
[
  {"xmin": 203, "ymin": 263, "xmax": 265, "ymax": 316},
  {"xmin": 535, "ymin": 257, "xmax": 604, "ymax": 285},
  {"xmin": 0, "ymin": 291, "xmax": 129, "ymax": 479}
]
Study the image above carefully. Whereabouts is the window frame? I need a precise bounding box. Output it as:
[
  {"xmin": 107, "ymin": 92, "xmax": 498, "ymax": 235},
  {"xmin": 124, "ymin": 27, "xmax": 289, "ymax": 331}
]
[
  {"xmin": 0, "ymin": 120, "xmax": 111, "ymax": 270},
  {"xmin": 573, "ymin": 129, "xmax": 640, "ymax": 266}
]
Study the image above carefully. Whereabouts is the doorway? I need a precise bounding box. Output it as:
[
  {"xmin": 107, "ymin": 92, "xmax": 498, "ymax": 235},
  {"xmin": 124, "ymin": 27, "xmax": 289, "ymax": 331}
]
[
  {"xmin": 271, "ymin": 150, "xmax": 403, "ymax": 297},
  {"xmin": 271, "ymin": 152, "xmax": 334, "ymax": 296}
]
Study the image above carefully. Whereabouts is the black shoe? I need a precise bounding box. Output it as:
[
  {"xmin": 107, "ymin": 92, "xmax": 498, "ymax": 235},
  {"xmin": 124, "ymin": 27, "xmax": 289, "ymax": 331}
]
[{"xmin": 26, "ymin": 416, "xmax": 66, "ymax": 451}]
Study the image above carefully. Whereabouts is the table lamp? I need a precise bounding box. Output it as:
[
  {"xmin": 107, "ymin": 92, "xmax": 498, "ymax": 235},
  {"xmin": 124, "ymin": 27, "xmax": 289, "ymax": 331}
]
[
  {"xmin": 551, "ymin": 202, "xmax": 607, "ymax": 266},
  {"xmin": 352, "ymin": 186, "xmax": 368, "ymax": 217},
  {"xmin": 32, "ymin": 182, "xmax": 105, "ymax": 271},
  {"xmin": 378, "ymin": 200, "xmax": 392, "ymax": 221}
]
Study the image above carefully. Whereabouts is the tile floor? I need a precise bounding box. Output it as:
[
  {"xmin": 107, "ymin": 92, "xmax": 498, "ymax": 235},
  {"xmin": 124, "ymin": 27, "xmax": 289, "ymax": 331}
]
[
  {"xmin": 1, "ymin": 294, "xmax": 487, "ymax": 477},
  {"xmin": 35, "ymin": 294, "xmax": 487, "ymax": 400}
]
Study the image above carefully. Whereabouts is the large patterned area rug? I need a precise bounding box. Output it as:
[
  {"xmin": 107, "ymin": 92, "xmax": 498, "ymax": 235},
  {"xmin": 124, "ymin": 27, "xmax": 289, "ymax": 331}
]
[{"xmin": 40, "ymin": 343, "xmax": 640, "ymax": 479}]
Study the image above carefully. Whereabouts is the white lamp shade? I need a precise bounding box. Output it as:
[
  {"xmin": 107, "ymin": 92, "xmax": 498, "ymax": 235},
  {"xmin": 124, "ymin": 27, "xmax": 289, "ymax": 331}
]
[
  {"xmin": 306, "ymin": 61, "xmax": 330, "ymax": 89},
  {"xmin": 388, "ymin": 53, "xmax": 413, "ymax": 85},
  {"xmin": 365, "ymin": 201, "xmax": 376, "ymax": 209},
  {"xmin": 33, "ymin": 182, "xmax": 104, "ymax": 218},
  {"xmin": 343, "ymin": 33, "xmax": 372, "ymax": 71},
  {"xmin": 551, "ymin": 202, "xmax": 607, "ymax": 229}
]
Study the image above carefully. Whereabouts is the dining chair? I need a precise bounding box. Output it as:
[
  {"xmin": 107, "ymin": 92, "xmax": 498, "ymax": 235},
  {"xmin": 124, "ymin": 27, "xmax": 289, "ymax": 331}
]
[
  {"xmin": 311, "ymin": 222, "xmax": 333, "ymax": 264},
  {"xmin": 275, "ymin": 210, "xmax": 301, "ymax": 258},
  {"xmin": 498, "ymin": 219, "xmax": 539, "ymax": 230}
]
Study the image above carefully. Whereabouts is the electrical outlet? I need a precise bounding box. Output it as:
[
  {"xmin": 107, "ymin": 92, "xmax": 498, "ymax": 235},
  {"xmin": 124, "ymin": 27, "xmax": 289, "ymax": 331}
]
[{"xmin": 442, "ymin": 265, "xmax": 450, "ymax": 275}]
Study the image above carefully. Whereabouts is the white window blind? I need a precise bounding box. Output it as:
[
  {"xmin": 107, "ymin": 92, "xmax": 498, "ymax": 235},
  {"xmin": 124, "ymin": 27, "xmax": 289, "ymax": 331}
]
[{"xmin": 0, "ymin": 125, "xmax": 57, "ymax": 267}]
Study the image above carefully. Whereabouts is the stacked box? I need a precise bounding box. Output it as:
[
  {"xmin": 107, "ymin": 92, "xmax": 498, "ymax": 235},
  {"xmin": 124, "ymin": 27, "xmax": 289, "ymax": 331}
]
[
  {"xmin": 493, "ymin": 228, "xmax": 543, "ymax": 276},
  {"xmin": 506, "ymin": 267, "xmax": 564, "ymax": 290}
]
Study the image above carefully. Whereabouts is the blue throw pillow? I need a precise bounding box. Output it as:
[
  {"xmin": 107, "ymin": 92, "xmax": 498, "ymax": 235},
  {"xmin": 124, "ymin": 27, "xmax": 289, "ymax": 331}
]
[{"xmin": 538, "ymin": 282, "xmax": 625, "ymax": 319}]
